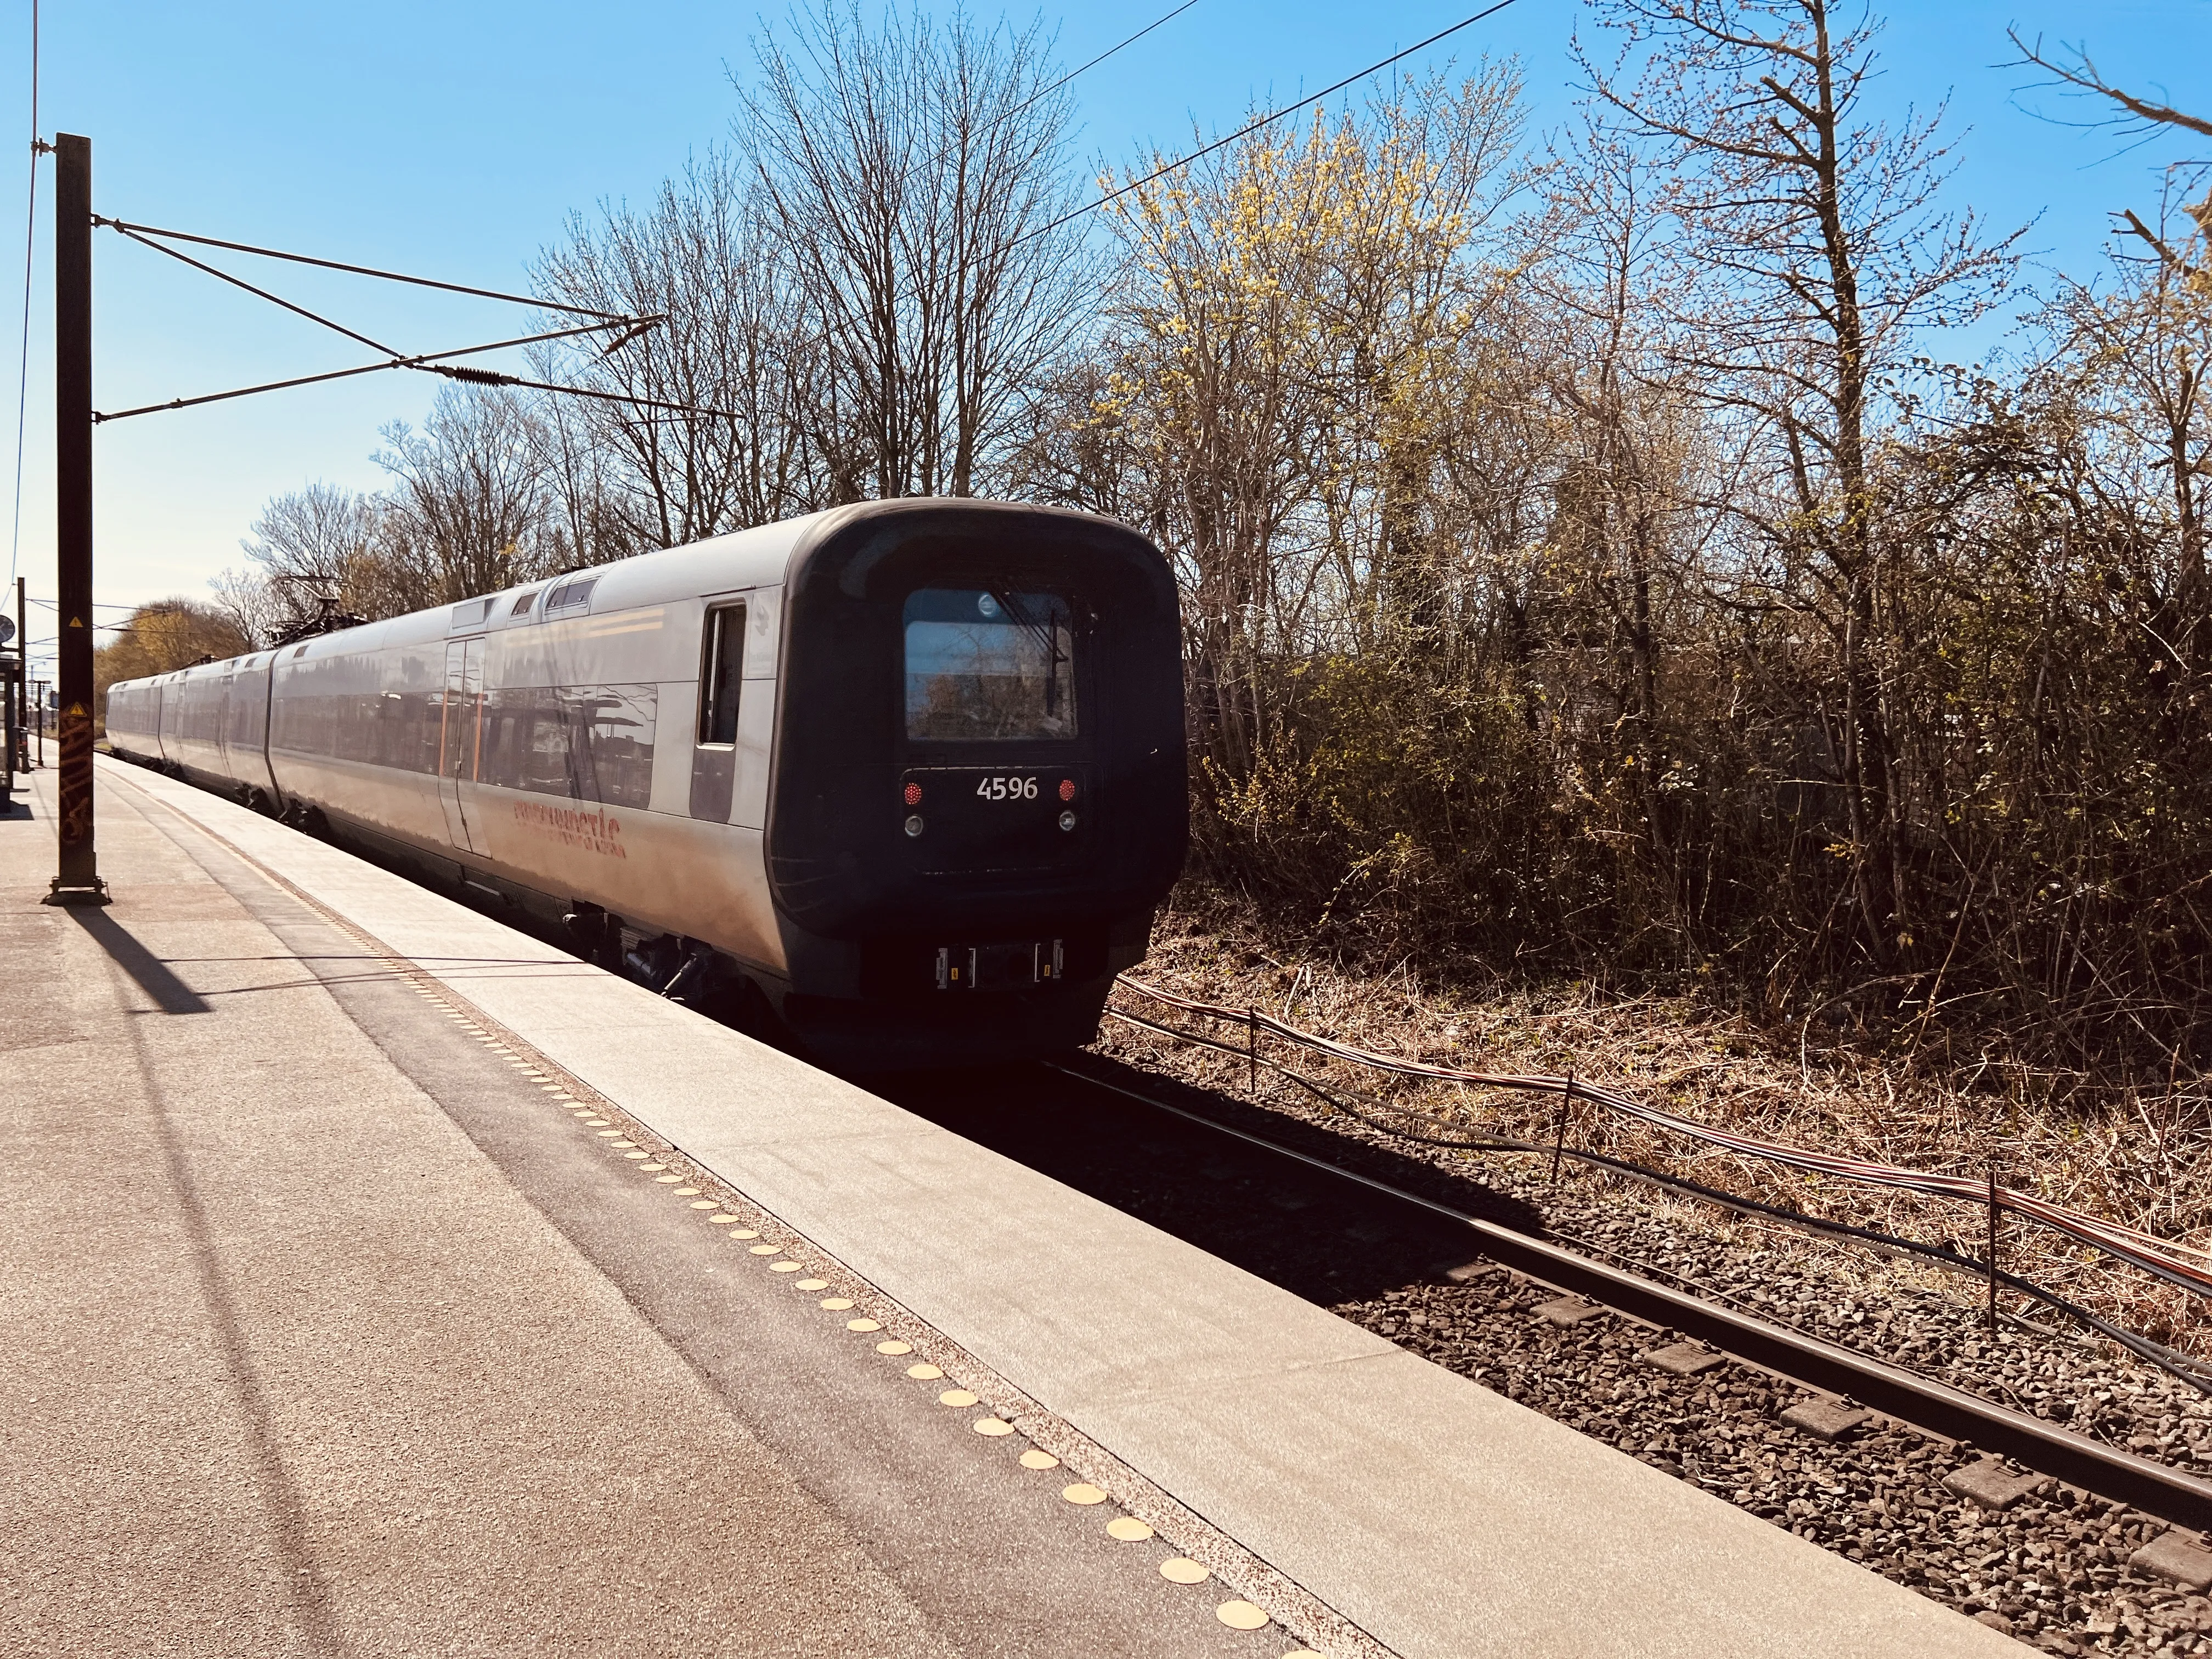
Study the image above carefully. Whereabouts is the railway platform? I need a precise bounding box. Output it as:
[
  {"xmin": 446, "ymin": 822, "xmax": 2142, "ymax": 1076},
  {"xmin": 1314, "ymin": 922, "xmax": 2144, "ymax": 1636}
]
[{"xmin": 1, "ymin": 755, "xmax": 2021, "ymax": 1657}]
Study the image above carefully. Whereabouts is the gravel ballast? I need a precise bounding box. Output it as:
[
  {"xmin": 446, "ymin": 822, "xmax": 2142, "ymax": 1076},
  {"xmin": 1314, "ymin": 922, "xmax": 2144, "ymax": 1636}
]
[{"xmin": 1068, "ymin": 1033, "xmax": 2212, "ymax": 1657}]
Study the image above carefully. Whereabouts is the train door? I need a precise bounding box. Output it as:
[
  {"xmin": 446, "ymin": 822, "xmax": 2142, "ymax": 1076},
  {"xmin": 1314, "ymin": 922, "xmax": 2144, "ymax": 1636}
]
[
  {"xmin": 212, "ymin": 671, "xmax": 235, "ymax": 780},
  {"xmin": 438, "ymin": 637, "xmax": 484, "ymax": 852}
]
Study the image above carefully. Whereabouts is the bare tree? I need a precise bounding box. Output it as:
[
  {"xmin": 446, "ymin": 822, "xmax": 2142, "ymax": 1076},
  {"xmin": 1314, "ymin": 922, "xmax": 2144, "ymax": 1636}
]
[
  {"xmin": 741, "ymin": 1, "xmax": 1094, "ymax": 499},
  {"xmin": 1578, "ymin": 0, "xmax": 2022, "ymax": 965},
  {"xmin": 205, "ymin": 566, "xmax": 283, "ymax": 649},
  {"xmin": 2042, "ymin": 184, "xmax": 2212, "ymax": 662},
  {"xmin": 2007, "ymin": 30, "xmax": 2212, "ymax": 269},
  {"xmin": 533, "ymin": 148, "xmax": 822, "ymax": 548},
  {"xmin": 376, "ymin": 387, "xmax": 558, "ymax": 604},
  {"xmin": 234, "ymin": 480, "xmax": 386, "ymax": 633},
  {"xmin": 1531, "ymin": 118, "xmax": 1717, "ymax": 933}
]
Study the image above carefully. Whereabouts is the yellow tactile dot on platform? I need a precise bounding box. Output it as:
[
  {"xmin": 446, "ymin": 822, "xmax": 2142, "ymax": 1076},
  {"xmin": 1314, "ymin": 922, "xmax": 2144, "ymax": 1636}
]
[
  {"xmin": 876, "ymin": 1340, "xmax": 912, "ymax": 1356},
  {"xmin": 821, "ymin": 1299, "xmax": 855, "ymax": 1311},
  {"xmin": 653, "ymin": 1174, "xmax": 681, "ymax": 1183},
  {"xmin": 609, "ymin": 1139, "xmax": 634, "ymax": 1148},
  {"xmin": 1019, "ymin": 1450, "xmax": 1059, "ymax": 1470},
  {"xmin": 846, "ymin": 1317, "xmax": 879, "ymax": 1331},
  {"xmin": 972, "ymin": 1418, "xmax": 1015, "ymax": 1437},
  {"xmin": 938, "ymin": 1389, "xmax": 978, "ymax": 1408},
  {"xmin": 623, "ymin": 1152, "xmax": 648, "ymax": 1160},
  {"xmin": 708, "ymin": 1215, "xmax": 740, "ymax": 1224},
  {"xmin": 1159, "ymin": 1559, "xmax": 1210, "ymax": 1585},
  {"xmin": 639, "ymin": 1162, "xmax": 665, "ymax": 1171},
  {"xmin": 1105, "ymin": 1517, "xmax": 1154, "ymax": 1542},
  {"xmin": 1281, "ymin": 1650, "xmax": 1323, "ymax": 1657},
  {"xmin": 595, "ymin": 1130, "xmax": 623, "ymax": 1138},
  {"xmin": 730, "ymin": 1229, "xmax": 760, "ymax": 1240},
  {"xmin": 907, "ymin": 1363, "xmax": 944, "ymax": 1380},
  {"xmin": 794, "ymin": 1278, "xmax": 828, "ymax": 1291},
  {"xmin": 1214, "ymin": 1602, "xmax": 1269, "ymax": 1631},
  {"xmin": 691, "ymin": 1201, "xmax": 720, "ymax": 1211},
  {"xmin": 673, "ymin": 1187, "xmax": 700, "ymax": 1196},
  {"xmin": 749, "ymin": 1244, "xmax": 781, "ymax": 1255},
  {"xmin": 1060, "ymin": 1484, "xmax": 1108, "ymax": 1506},
  {"xmin": 769, "ymin": 1261, "xmax": 804, "ymax": 1273}
]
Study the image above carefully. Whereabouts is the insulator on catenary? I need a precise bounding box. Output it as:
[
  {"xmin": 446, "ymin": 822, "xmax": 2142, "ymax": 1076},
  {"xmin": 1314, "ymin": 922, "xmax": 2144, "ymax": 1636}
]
[{"xmin": 430, "ymin": 364, "xmax": 520, "ymax": 386}]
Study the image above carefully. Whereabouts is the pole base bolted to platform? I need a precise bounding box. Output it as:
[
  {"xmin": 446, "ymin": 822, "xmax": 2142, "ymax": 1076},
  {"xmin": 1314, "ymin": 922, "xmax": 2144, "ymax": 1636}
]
[{"xmin": 43, "ymin": 697, "xmax": 110, "ymax": 905}]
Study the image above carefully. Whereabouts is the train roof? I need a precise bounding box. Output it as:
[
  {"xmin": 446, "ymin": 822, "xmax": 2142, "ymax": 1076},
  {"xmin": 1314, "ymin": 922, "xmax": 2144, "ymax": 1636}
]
[{"xmin": 106, "ymin": 497, "xmax": 1132, "ymax": 695}]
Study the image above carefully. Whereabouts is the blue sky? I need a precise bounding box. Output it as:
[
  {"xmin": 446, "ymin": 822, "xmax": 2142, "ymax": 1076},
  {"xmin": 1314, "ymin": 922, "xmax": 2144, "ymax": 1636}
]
[{"xmin": 3, "ymin": 0, "xmax": 2208, "ymax": 674}]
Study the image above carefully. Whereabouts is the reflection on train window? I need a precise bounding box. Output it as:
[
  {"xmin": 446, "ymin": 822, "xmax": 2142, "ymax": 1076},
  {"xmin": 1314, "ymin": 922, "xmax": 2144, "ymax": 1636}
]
[
  {"xmin": 903, "ymin": 588, "xmax": 1077, "ymax": 741},
  {"xmin": 477, "ymin": 683, "xmax": 658, "ymax": 807},
  {"xmin": 698, "ymin": 604, "xmax": 746, "ymax": 745},
  {"xmin": 544, "ymin": 577, "xmax": 597, "ymax": 613},
  {"xmin": 267, "ymin": 672, "xmax": 656, "ymax": 806}
]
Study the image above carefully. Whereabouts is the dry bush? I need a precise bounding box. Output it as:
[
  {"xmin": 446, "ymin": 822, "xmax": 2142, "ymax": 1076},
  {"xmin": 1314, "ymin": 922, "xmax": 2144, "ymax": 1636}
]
[{"xmin": 1107, "ymin": 889, "xmax": 2212, "ymax": 1355}]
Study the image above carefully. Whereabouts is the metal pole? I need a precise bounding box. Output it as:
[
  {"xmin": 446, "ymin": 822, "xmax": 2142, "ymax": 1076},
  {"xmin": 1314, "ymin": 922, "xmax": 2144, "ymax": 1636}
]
[
  {"xmin": 44, "ymin": 132, "xmax": 104, "ymax": 905},
  {"xmin": 32, "ymin": 680, "xmax": 43, "ymax": 766},
  {"xmin": 1247, "ymin": 1006, "xmax": 1259, "ymax": 1096},
  {"xmin": 14, "ymin": 575, "xmax": 25, "ymax": 750}
]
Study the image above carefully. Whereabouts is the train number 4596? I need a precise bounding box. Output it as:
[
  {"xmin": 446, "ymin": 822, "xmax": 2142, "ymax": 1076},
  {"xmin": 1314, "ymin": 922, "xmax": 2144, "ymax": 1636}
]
[{"xmin": 975, "ymin": 775, "xmax": 1040, "ymax": 802}]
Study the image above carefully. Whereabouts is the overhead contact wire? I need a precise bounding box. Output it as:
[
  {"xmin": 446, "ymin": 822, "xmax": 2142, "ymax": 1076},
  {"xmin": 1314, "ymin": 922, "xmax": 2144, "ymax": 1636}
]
[
  {"xmin": 1014, "ymin": 0, "xmax": 1202, "ymax": 119},
  {"xmin": 93, "ymin": 216, "xmax": 630, "ymax": 320},
  {"xmin": 101, "ymin": 219, "xmax": 398, "ymax": 356},
  {"xmin": 92, "ymin": 317, "xmax": 653, "ymax": 424},
  {"xmin": 1022, "ymin": 0, "xmax": 1528, "ymax": 247},
  {"xmin": 7, "ymin": 0, "xmax": 38, "ymax": 591}
]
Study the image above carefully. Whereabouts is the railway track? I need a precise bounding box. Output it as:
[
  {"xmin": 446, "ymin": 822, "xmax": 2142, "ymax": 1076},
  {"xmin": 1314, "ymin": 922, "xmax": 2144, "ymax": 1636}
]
[
  {"xmin": 880, "ymin": 1053, "xmax": 2212, "ymax": 1651},
  {"xmin": 347, "ymin": 834, "xmax": 2212, "ymax": 1541},
  {"xmin": 1046, "ymin": 1059, "xmax": 2212, "ymax": 1532}
]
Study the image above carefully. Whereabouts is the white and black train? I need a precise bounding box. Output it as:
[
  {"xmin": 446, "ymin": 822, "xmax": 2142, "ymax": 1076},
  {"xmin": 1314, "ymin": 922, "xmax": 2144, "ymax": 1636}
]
[{"xmin": 106, "ymin": 500, "xmax": 1188, "ymax": 1067}]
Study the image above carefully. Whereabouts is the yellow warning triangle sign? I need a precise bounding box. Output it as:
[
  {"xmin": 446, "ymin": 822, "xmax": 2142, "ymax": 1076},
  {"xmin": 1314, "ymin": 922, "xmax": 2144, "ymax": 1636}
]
[
  {"xmin": 67, "ymin": 615, "xmax": 84, "ymax": 628},
  {"xmin": 65, "ymin": 701, "xmax": 85, "ymax": 715}
]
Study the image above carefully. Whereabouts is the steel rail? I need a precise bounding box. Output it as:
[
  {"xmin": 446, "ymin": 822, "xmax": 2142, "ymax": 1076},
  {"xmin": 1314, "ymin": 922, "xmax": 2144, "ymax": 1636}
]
[{"xmin": 1046, "ymin": 1060, "xmax": 2212, "ymax": 1532}]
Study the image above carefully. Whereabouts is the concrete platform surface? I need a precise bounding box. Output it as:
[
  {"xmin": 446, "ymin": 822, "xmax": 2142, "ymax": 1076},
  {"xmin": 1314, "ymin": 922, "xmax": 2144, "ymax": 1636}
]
[{"xmin": 5, "ymin": 758, "xmax": 2023, "ymax": 1658}]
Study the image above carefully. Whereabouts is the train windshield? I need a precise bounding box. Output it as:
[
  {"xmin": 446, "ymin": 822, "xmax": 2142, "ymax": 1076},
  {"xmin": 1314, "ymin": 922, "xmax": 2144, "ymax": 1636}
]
[{"xmin": 904, "ymin": 588, "xmax": 1078, "ymax": 742}]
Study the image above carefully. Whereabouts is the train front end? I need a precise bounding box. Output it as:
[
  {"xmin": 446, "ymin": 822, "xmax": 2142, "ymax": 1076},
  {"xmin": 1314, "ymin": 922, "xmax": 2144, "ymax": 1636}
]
[{"xmin": 765, "ymin": 501, "xmax": 1186, "ymax": 1069}]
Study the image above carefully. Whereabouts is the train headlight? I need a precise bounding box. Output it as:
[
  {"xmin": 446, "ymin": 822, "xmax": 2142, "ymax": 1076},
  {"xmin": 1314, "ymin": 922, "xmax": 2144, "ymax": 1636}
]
[
  {"xmin": 1058, "ymin": 810, "xmax": 1077, "ymax": 832},
  {"xmin": 905, "ymin": 814, "xmax": 926, "ymax": 838}
]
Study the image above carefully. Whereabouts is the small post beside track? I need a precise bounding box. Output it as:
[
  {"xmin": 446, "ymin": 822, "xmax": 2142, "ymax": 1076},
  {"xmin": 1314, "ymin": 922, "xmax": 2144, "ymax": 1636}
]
[
  {"xmin": 1247, "ymin": 1005, "xmax": 1259, "ymax": 1096},
  {"xmin": 1550, "ymin": 1070, "xmax": 1575, "ymax": 1185},
  {"xmin": 1988, "ymin": 1159, "xmax": 2001, "ymax": 1336}
]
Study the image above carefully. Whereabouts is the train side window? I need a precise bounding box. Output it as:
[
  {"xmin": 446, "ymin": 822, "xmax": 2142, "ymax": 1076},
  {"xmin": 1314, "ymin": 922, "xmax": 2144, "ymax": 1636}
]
[
  {"xmin": 545, "ymin": 577, "xmax": 597, "ymax": 613},
  {"xmin": 698, "ymin": 605, "xmax": 745, "ymax": 746}
]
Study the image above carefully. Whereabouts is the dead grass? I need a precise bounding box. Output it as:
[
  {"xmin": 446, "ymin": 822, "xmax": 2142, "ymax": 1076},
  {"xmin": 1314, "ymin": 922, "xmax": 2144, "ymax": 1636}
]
[{"xmin": 1103, "ymin": 887, "xmax": 2212, "ymax": 1354}]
